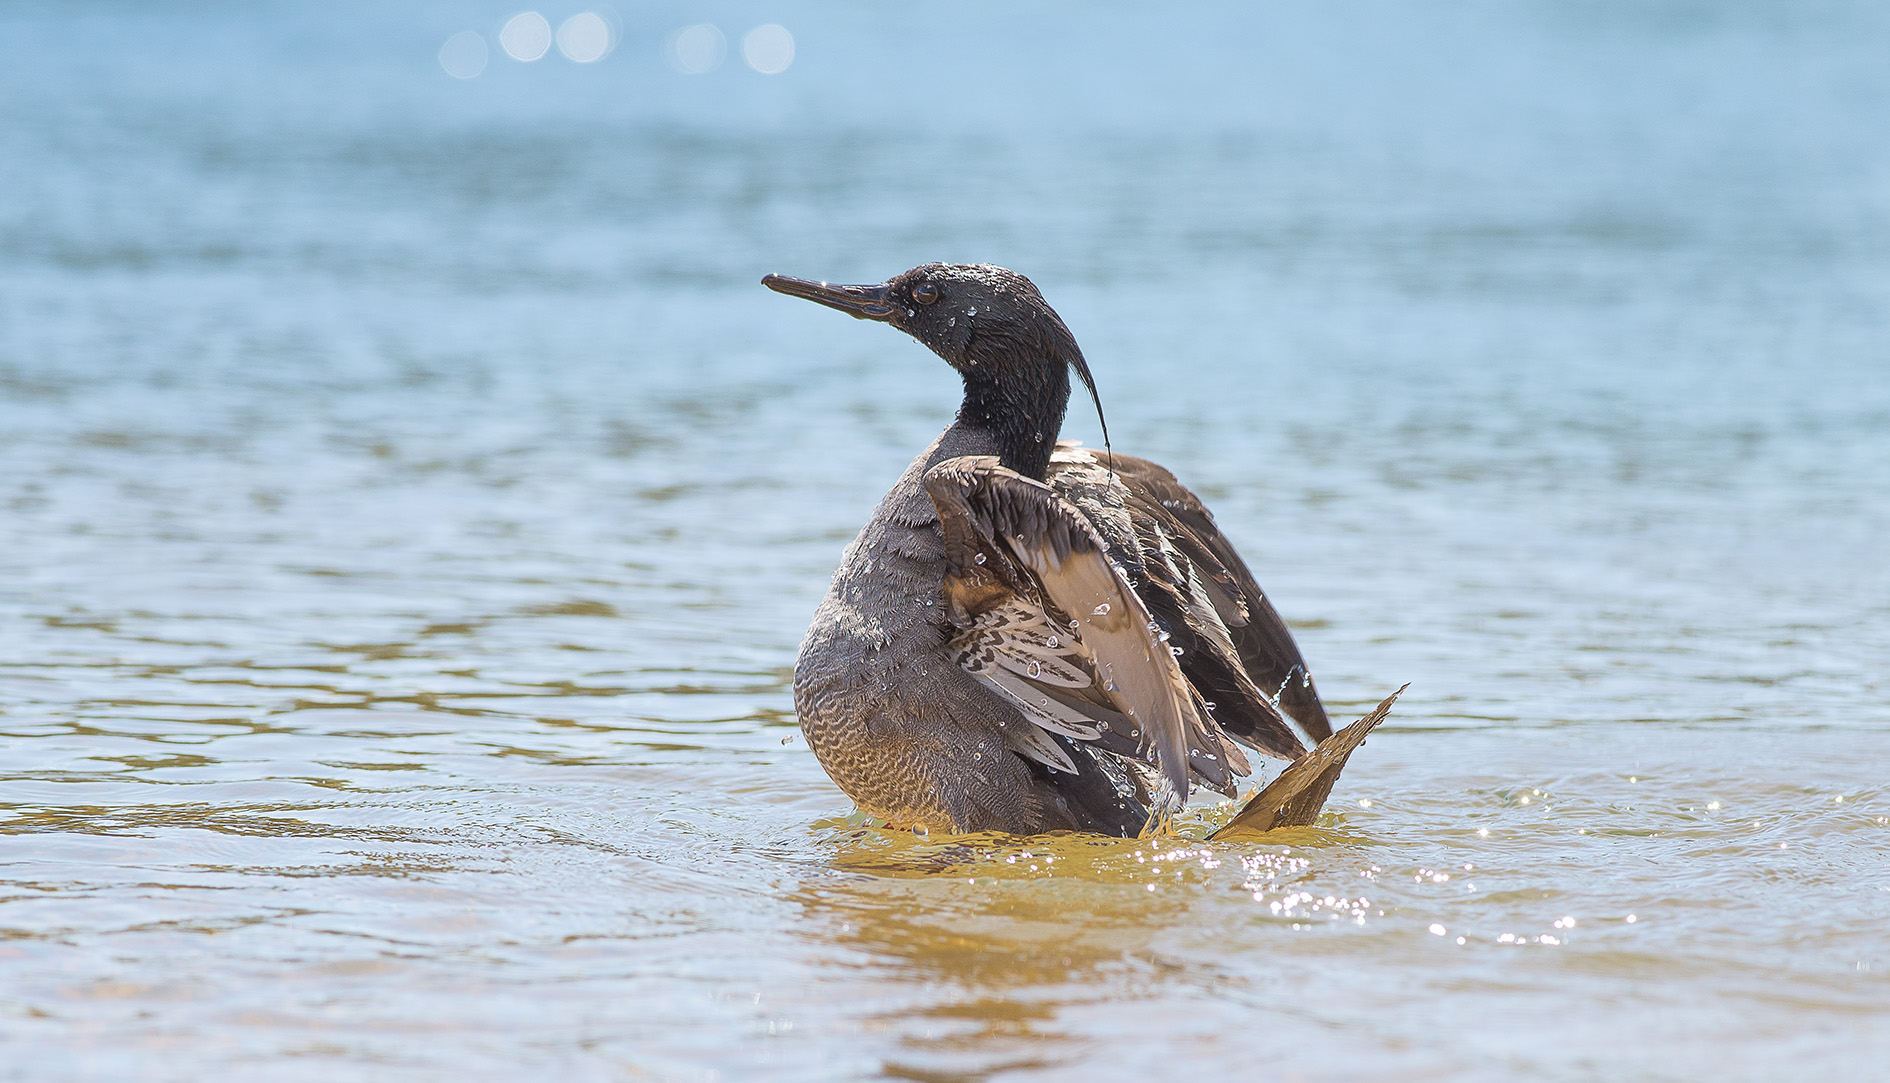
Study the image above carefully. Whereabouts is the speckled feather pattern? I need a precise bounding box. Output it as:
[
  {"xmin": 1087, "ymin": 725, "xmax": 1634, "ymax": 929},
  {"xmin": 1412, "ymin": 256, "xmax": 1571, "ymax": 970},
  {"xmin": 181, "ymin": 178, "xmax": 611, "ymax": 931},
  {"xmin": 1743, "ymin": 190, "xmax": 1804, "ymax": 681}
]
[
  {"xmin": 795, "ymin": 431, "xmax": 1322, "ymax": 835},
  {"xmin": 794, "ymin": 426, "xmax": 1079, "ymax": 833}
]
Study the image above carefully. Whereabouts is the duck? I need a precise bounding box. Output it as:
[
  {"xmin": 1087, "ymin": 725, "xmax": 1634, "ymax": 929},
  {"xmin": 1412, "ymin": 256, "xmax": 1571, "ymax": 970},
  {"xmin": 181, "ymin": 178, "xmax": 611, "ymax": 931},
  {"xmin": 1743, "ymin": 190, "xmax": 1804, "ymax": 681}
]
[{"xmin": 767, "ymin": 263, "xmax": 1398, "ymax": 838}]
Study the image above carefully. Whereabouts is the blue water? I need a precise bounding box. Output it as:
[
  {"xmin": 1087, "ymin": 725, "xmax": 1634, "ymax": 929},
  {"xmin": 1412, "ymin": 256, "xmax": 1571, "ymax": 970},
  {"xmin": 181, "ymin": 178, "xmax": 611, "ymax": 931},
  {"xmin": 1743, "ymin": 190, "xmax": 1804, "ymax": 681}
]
[{"xmin": 2, "ymin": 2, "xmax": 1888, "ymax": 1079}]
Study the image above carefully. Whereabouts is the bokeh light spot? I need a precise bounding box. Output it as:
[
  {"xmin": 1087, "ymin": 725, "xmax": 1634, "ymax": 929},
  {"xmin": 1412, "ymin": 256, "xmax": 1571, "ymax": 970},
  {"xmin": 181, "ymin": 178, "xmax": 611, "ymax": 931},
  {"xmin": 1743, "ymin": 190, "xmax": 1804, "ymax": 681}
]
[
  {"xmin": 741, "ymin": 24, "xmax": 795, "ymax": 75},
  {"xmin": 665, "ymin": 24, "xmax": 726, "ymax": 74},
  {"xmin": 557, "ymin": 13, "xmax": 613, "ymax": 63},
  {"xmin": 438, "ymin": 31, "xmax": 489, "ymax": 79},
  {"xmin": 500, "ymin": 12, "xmax": 553, "ymax": 62}
]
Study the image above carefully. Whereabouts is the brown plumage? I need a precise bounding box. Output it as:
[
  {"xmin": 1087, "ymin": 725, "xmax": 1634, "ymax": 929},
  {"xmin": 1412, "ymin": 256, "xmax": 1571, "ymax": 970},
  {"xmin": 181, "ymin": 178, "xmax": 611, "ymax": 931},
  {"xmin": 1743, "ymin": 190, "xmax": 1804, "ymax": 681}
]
[{"xmin": 768, "ymin": 263, "xmax": 1390, "ymax": 837}]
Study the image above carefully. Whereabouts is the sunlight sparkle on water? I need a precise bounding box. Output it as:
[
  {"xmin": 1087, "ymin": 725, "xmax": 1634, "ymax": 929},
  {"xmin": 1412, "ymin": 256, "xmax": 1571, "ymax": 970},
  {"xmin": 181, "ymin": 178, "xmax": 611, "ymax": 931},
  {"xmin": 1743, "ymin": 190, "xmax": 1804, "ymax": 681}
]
[
  {"xmin": 741, "ymin": 25, "xmax": 795, "ymax": 75},
  {"xmin": 556, "ymin": 13, "xmax": 613, "ymax": 63},
  {"xmin": 666, "ymin": 24, "xmax": 726, "ymax": 74},
  {"xmin": 500, "ymin": 12, "xmax": 552, "ymax": 62},
  {"xmin": 437, "ymin": 31, "xmax": 488, "ymax": 79}
]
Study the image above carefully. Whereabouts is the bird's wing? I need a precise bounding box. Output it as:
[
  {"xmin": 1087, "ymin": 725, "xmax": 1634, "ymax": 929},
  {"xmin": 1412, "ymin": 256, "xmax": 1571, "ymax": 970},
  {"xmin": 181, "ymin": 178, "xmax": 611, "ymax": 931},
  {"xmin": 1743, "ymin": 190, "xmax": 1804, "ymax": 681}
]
[
  {"xmin": 1048, "ymin": 445, "xmax": 1333, "ymax": 749},
  {"xmin": 922, "ymin": 455, "xmax": 1238, "ymax": 814},
  {"xmin": 1209, "ymin": 686, "xmax": 1405, "ymax": 838}
]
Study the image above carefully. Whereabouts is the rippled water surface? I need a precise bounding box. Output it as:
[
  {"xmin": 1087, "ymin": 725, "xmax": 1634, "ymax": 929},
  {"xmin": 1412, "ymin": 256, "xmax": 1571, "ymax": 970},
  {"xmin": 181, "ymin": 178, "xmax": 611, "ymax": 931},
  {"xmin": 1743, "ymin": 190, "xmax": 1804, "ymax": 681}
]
[{"xmin": 3, "ymin": 2, "xmax": 1889, "ymax": 1079}]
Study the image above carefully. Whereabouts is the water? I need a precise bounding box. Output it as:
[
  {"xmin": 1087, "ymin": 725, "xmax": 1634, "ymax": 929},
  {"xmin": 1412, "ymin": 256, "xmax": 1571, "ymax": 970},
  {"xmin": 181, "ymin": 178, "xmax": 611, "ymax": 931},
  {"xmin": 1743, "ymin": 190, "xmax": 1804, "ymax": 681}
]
[{"xmin": 3, "ymin": 2, "xmax": 1889, "ymax": 1078}]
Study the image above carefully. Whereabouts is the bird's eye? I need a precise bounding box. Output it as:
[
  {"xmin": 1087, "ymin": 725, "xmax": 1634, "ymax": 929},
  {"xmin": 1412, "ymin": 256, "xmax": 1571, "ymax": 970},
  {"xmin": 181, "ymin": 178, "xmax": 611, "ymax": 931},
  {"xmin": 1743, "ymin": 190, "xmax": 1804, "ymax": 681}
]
[{"xmin": 912, "ymin": 282, "xmax": 939, "ymax": 305}]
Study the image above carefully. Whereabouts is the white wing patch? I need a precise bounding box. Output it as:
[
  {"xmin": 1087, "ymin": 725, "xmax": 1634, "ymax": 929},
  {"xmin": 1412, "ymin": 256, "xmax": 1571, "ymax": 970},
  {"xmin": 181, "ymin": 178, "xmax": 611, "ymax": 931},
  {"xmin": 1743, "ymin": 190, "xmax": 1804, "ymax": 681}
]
[
  {"xmin": 957, "ymin": 599, "xmax": 1091, "ymax": 688},
  {"xmin": 952, "ymin": 599, "xmax": 1108, "ymax": 771},
  {"xmin": 924, "ymin": 454, "xmax": 1206, "ymax": 811}
]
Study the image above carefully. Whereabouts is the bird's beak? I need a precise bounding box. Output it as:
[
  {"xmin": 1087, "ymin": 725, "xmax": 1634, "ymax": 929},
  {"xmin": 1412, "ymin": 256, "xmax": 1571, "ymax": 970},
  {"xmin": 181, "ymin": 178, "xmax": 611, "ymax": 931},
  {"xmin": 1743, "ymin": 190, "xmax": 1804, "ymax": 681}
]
[{"xmin": 762, "ymin": 274, "xmax": 896, "ymax": 321}]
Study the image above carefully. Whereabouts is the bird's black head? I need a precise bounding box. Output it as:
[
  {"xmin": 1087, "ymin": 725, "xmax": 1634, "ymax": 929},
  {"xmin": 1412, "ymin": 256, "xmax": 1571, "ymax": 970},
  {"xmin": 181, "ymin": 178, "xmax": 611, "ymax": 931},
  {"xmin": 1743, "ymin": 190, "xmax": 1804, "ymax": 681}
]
[{"xmin": 763, "ymin": 263, "xmax": 1108, "ymax": 480}]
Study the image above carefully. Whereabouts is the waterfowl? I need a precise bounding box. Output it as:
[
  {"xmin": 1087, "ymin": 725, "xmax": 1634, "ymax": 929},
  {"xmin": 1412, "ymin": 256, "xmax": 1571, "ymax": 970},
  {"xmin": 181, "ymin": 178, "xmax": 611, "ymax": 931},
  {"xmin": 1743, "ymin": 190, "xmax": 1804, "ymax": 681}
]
[{"xmin": 768, "ymin": 263, "xmax": 1395, "ymax": 838}]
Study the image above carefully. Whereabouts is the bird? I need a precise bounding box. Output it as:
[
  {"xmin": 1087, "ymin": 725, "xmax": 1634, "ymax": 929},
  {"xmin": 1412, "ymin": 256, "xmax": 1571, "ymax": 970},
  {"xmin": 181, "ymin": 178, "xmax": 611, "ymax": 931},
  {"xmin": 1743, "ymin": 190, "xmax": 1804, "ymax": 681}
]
[{"xmin": 767, "ymin": 262, "xmax": 1395, "ymax": 838}]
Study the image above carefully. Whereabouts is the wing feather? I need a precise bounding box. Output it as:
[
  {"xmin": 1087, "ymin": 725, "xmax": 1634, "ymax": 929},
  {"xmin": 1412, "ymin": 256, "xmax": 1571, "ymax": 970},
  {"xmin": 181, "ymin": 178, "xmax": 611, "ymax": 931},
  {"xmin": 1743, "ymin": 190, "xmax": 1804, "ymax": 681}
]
[
  {"xmin": 924, "ymin": 455, "xmax": 1204, "ymax": 814},
  {"xmin": 1210, "ymin": 686, "xmax": 1406, "ymax": 838},
  {"xmin": 1048, "ymin": 445, "xmax": 1332, "ymax": 750}
]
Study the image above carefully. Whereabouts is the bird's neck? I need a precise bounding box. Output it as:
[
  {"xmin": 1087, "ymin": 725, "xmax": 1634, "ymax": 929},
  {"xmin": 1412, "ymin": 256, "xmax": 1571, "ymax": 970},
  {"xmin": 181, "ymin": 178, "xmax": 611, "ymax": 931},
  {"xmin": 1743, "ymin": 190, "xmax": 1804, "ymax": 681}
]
[{"xmin": 954, "ymin": 365, "xmax": 1070, "ymax": 480}]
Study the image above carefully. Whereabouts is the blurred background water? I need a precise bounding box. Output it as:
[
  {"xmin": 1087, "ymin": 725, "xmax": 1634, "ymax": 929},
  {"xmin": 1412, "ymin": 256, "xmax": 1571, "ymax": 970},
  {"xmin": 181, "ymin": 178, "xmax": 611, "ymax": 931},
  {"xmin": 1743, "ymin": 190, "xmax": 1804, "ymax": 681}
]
[{"xmin": 2, "ymin": 1, "xmax": 1888, "ymax": 1079}]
